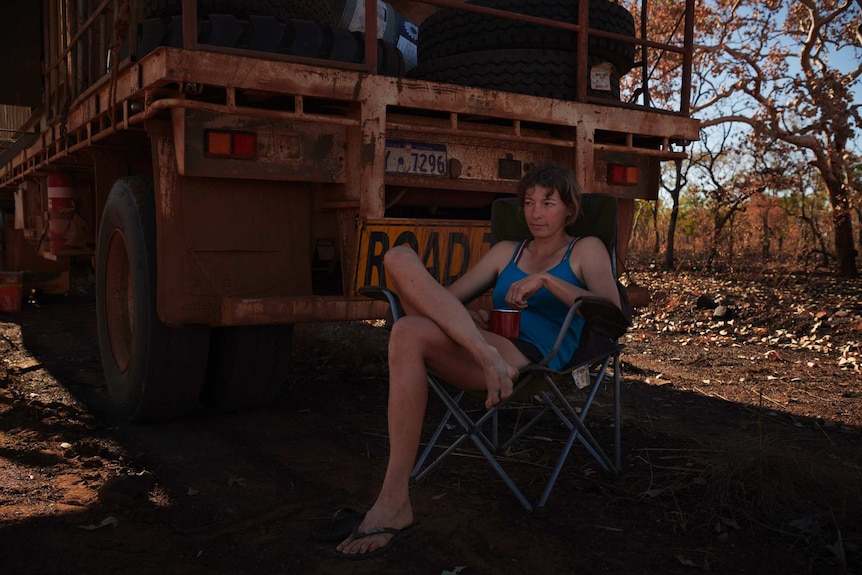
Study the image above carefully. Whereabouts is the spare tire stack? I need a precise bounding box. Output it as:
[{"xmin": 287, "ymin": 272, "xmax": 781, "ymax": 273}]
[
  {"xmin": 409, "ymin": 0, "xmax": 636, "ymax": 101},
  {"xmin": 142, "ymin": 0, "xmax": 334, "ymax": 23},
  {"xmin": 137, "ymin": 0, "xmax": 405, "ymax": 76}
]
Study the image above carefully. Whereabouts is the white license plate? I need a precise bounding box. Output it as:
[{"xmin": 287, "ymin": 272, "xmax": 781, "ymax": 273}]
[{"xmin": 385, "ymin": 140, "xmax": 448, "ymax": 176}]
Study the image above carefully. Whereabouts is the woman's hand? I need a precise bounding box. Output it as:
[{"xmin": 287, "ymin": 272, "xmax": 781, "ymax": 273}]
[
  {"xmin": 505, "ymin": 273, "xmax": 546, "ymax": 309},
  {"xmin": 470, "ymin": 309, "xmax": 490, "ymax": 330}
]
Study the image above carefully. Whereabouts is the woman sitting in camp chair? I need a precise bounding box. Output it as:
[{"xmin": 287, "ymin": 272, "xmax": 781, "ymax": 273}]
[{"xmin": 335, "ymin": 163, "xmax": 622, "ymax": 559}]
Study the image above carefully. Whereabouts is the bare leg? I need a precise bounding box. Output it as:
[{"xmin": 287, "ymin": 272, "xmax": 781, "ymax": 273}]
[
  {"xmin": 337, "ymin": 316, "xmax": 434, "ymax": 556},
  {"xmin": 337, "ymin": 247, "xmax": 525, "ymax": 557},
  {"xmin": 383, "ymin": 246, "xmax": 519, "ymax": 408},
  {"xmin": 337, "ymin": 316, "xmax": 528, "ymax": 557}
]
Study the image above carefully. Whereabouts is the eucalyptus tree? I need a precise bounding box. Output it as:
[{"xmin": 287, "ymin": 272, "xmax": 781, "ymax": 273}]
[{"xmin": 693, "ymin": 0, "xmax": 861, "ymax": 276}]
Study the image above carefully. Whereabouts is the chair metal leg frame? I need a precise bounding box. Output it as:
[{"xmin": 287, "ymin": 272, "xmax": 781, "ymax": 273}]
[
  {"xmin": 411, "ymin": 383, "xmax": 501, "ymax": 482},
  {"xmin": 543, "ymin": 357, "xmax": 616, "ymax": 470},
  {"xmin": 496, "ymin": 402, "xmax": 553, "ymax": 452},
  {"xmin": 412, "ymin": 374, "xmax": 535, "ymax": 511},
  {"xmin": 414, "ymin": 372, "xmax": 556, "ymax": 483},
  {"xmin": 574, "ymin": 350, "xmax": 624, "ymax": 474},
  {"xmin": 414, "ymin": 373, "xmax": 553, "ymax": 481},
  {"xmin": 533, "ymin": 360, "xmax": 623, "ymax": 508},
  {"xmin": 410, "ymin": 350, "xmax": 623, "ymax": 512},
  {"xmin": 497, "ymin": 355, "xmax": 610, "ymax": 455},
  {"xmin": 411, "ymin": 389, "xmax": 472, "ymax": 480}
]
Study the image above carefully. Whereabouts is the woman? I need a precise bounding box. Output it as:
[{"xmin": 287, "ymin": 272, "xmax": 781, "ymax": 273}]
[{"xmin": 335, "ymin": 163, "xmax": 621, "ymax": 559}]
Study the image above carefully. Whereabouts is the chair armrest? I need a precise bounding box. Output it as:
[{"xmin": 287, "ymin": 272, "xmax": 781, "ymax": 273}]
[
  {"xmin": 574, "ymin": 296, "xmax": 632, "ymax": 339},
  {"xmin": 539, "ymin": 294, "xmax": 631, "ymax": 367}
]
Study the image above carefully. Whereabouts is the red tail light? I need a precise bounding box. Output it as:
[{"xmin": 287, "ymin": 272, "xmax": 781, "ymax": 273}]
[
  {"xmin": 607, "ymin": 164, "xmax": 639, "ymax": 186},
  {"xmin": 205, "ymin": 130, "xmax": 257, "ymax": 159}
]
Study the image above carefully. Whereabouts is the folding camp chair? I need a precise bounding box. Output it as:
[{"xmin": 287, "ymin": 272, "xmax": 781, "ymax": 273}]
[{"xmin": 360, "ymin": 193, "xmax": 632, "ymax": 513}]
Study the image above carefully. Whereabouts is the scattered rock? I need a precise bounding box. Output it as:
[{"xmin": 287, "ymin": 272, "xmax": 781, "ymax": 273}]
[
  {"xmin": 713, "ymin": 305, "xmax": 734, "ymax": 320},
  {"xmin": 79, "ymin": 516, "xmax": 119, "ymax": 531},
  {"xmin": 696, "ymin": 294, "xmax": 717, "ymax": 309},
  {"xmin": 97, "ymin": 471, "xmax": 156, "ymax": 507},
  {"xmin": 81, "ymin": 457, "xmax": 104, "ymax": 469},
  {"xmin": 626, "ymin": 284, "xmax": 651, "ymax": 308},
  {"xmin": 10, "ymin": 359, "xmax": 42, "ymax": 373}
]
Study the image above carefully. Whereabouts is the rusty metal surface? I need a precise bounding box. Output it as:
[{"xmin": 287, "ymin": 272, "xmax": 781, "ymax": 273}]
[
  {"xmin": 1, "ymin": 47, "xmax": 700, "ymax": 191},
  {"xmin": 2, "ymin": 213, "xmax": 69, "ymax": 283},
  {"xmin": 0, "ymin": 45, "xmax": 698, "ymax": 323},
  {"xmin": 335, "ymin": 207, "xmax": 360, "ymax": 298},
  {"xmin": 0, "ymin": 0, "xmax": 702, "ymax": 326},
  {"xmin": 176, "ymin": 110, "xmax": 349, "ymax": 182},
  {"xmin": 1, "ymin": 0, "xmax": 701, "ymax": 185},
  {"xmin": 140, "ymin": 48, "xmax": 699, "ymax": 140},
  {"xmin": 592, "ymin": 153, "xmax": 660, "ymax": 200},
  {"xmin": 0, "ymin": 1, "xmax": 42, "ymax": 106},
  {"xmin": 220, "ymin": 296, "xmax": 388, "ymax": 326},
  {"xmin": 152, "ymin": 129, "xmax": 313, "ymax": 327}
]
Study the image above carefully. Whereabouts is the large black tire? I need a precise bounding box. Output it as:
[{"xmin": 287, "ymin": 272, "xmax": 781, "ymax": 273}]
[
  {"xmin": 96, "ymin": 177, "xmax": 210, "ymax": 422},
  {"xmin": 136, "ymin": 2, "xmax": 406, "ymax": 75},
  {"xmin": 408, "ymin": 49, "xmax": 620, "ymax": 101},
  {"xmin": 201, "ymin": 325, "xmax": 294, "ymax": 412},
  {"xmin": 417, "ymin": 0, "xmax": 636, "ymax": 74},
  {"xmin": 142, "ymin": 0, "xmax": 334, "ymax": 24},
  {"xmin": 137, "ymin": 15, "xmax": 403, "ymax": 75}
]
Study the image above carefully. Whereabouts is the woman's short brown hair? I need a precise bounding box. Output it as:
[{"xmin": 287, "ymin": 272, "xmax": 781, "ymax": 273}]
[{"xmin": 517, "ymin": 163, "xmax": 582, "ymax": 225}]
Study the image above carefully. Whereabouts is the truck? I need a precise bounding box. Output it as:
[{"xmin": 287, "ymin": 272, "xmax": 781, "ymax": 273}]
[{"xmin": 0, "ymin": 0, "xmax": 700, "ymax": 421}]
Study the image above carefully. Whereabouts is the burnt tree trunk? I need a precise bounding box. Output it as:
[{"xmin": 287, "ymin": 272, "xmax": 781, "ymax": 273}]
[{"xmin": 663, "ymin": 159, "xmax": 683, "ymax": 270}]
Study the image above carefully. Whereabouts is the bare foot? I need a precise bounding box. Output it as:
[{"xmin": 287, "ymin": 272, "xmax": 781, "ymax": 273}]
[
  {"xmin": 336, "ymin": 501, "xmax": 414, "ymax": 557},
  {"xmin": 479, "ymin": 344, "xmax": 519, "ymax": 408}
]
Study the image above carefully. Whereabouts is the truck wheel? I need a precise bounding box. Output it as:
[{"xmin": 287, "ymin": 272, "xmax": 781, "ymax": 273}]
[
  {"xmin": 408, "ymin": 49, "xmax": 620, "ymax": 101},
  {"xmin": 201, "ymin": 325, "xmax": 294, "ymax": 412},
  {"xmin": 417, "ymin": 0, "xmax": 636, "ymax": 74},
  {"xmin": 142, "ymin": 0, "xmax": 334, "ymax": 25},
  {"xmin": 96, "ymin": 177, "xmax": 210, "ymax": 422}
]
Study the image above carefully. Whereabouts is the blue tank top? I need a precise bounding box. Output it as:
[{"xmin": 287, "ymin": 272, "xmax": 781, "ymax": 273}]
[{"xmin": 492, "ymin": 239, "xmax": 586, "ymax": 370}]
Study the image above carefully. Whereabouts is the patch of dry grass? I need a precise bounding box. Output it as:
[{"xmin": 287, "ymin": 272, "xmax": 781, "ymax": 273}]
[
  {"xmin": 702, "ymin": 435, "xmax": 859, "ymax": 521},
  {"xmin": 291, "ymin": 321, "xmax": 390, "ymax": 382}
]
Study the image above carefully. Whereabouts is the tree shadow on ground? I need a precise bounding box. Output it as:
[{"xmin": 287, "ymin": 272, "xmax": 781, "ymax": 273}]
[{"xmin": 0, "ymin": 306, "xmax": 860, "ymax": 574}]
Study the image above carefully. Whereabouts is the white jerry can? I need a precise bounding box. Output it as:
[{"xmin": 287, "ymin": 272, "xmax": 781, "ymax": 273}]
[{"xmin": 331, "ymin": 0, "xmax": 418, "ymax": 70}]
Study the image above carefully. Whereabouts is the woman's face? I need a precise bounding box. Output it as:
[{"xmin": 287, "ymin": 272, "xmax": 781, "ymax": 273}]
[{"xmin": 523, "ymin": 185, "xmax": 569, "ymax": 238}]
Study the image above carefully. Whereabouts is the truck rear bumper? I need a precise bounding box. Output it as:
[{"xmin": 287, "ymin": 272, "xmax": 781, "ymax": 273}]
[{"xmin": 219, "ymin": 295, "xmax": 388, "ymax": 327}]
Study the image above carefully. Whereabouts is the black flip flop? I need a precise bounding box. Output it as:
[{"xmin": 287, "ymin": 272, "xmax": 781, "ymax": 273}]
[
  {"xmin": 311, "ymin": 507, "xmax": 366, "ymax": 541},
  {"xmin": 337, "ymin": 523, "xmax": 418, "ymax": 561}
]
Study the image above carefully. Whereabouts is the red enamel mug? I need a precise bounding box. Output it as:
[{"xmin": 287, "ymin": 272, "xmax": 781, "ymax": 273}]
[{"xmin": 489, "ymin": 309, "xmax": 521, "ymax": 339}]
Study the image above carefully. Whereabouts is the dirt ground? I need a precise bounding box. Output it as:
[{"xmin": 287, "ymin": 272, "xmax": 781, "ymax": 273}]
[{"xmin": 1, "ymin": 270, "xmax": 860, "ymax": 575}]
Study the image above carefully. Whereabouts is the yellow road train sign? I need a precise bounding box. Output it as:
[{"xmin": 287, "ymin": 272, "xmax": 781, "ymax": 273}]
[{"xmin": 355, "ymin": 219, "xmax": 493, "ymax": 292}]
